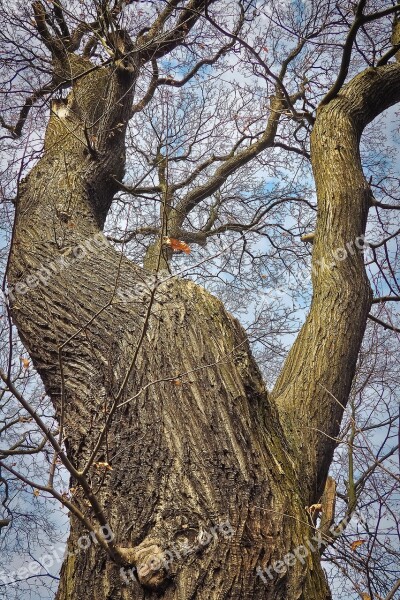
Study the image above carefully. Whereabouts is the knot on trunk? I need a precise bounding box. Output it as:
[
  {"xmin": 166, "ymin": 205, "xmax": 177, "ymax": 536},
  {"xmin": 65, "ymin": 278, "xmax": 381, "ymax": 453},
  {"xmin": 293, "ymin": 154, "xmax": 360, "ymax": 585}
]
[
  {"xmin": 117, "ymin": 542, "xmax": 169, "ymax": 590},
  {"xmin": 116, "ymin": 521, "xmax": 215, "ymax": 590}
]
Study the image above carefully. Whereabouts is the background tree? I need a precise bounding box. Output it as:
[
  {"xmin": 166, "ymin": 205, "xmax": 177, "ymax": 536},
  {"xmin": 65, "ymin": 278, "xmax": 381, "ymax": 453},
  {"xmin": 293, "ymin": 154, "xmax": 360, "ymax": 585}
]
[{"xmin": 0, "ymin": 1, "xmax": 399, "ymax": 599}]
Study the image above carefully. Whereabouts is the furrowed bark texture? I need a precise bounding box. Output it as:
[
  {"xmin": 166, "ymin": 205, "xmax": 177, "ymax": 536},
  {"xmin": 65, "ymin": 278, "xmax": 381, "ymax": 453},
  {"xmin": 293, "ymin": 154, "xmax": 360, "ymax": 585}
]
[
  {"xmin": 8, "ymin": 54, "xmax": 328, "ymax": 600},
  {"xmin": 273, "ymin": 64, "xmax": 400, "ymax": 504},
  {"xmin": 7, "ymin": 45, "xmax": 400, "ymax": 600}
]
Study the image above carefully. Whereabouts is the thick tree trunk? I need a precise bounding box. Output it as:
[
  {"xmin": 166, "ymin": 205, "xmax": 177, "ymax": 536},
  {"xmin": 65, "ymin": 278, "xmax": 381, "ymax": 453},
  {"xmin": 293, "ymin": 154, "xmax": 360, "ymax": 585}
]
[
  {"xmin": 7, "ymin": 48, "xmax": 400, "ymax": 600},
  {"xmin": 8, "ymin": 167, "xmax": 330, "ymax": 599}
]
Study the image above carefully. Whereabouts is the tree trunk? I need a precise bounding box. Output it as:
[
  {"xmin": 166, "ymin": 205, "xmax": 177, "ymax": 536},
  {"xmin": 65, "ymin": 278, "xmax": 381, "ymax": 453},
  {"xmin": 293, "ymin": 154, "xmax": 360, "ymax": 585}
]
[
  {"xmin": 7, "ymin": 47, "xmax": 400, "ymax": 599},
  {"xmin": 272, "ymin": 64, "xmax": 400, "ymax": 504}
]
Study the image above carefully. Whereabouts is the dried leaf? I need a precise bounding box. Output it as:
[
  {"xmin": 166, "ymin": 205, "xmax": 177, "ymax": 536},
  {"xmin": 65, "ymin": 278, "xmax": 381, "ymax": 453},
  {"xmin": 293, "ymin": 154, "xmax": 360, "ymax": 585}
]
[
  {"xmin": 173, "ymin": 379, "xmax": 181, "ymax": 386},
  {"xmin": 21, "ymin": 357, "xmax": 30, "ymax": 369},
  {"xmin": 306, "ymin": 503, "xmax": 323, "ymax": 516},
  {"xmin": 33, "ymin": 489, "xmax": 40, "ymax": 497},
  {"xmin": 94, "ymin": 462, "xmax": 113, "ymax": 471},
  {"xmin": 19, "ymin": 416, "xmax": 33, "ymax": 423},
  {"xmin": 168, "ymin": 238, "xmax": 191, "ymax": 254},
  {"xmin": 350, "ymin": 539, "xmax": 365, "ymax": 551}
]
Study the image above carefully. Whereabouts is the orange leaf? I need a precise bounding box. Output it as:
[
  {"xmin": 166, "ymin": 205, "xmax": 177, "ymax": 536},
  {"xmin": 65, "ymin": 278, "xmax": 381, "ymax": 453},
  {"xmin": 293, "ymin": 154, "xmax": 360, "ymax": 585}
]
[
  {"xmin": 173, "ymin": 379, "xmax": 181, "ymax": 386},
  {"xmin": 169, "ymin": 238, "xmax": 191, "ymax": 254},
  {"xmin": 21, "ymin": 357, "xmax": 30, "ymax": 369},
  {"xmin": 350, "ymin": 539, "xmax": 365, "ymax": 551},
  {"xmin": 94, "ymin": 462, "xmax": 113, "ymax": 471}
]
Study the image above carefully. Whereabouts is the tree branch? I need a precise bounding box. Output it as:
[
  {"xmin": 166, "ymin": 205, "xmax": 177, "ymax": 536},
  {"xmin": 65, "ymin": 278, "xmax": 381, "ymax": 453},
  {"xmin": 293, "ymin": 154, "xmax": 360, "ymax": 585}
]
[
  {"xmin": 0, "ymin": 81, "xmax": 55, "ymax": 139},
  {"xmin": 171, "ymin": 95, "xmax": 284, "ymax": 228},
  {"xmin": 369, "ymin": 227, "xmax": 400, "ymax": 249},
  {"xmin": 272, "ymin": 61, "xmax": 400, "ymax": 504},
  {"xmin": 131, "ymin": 58, "xmax": 159, "ymax": 115},
  {"xmin": 370, "ymin": 197, "xmax": 400, "ymax": 209},
  {"xmin": 320, "ymin": 0, "xmax": 368, "ymax": 105},
  {"xmin": 322, "ymin": 2, "xmax": 400, "ymax": 104},
  {"xmin": 371, "ymin": 295, "xmax": 400, "ymax": 303},
  {"xmin": 52, "ymin": 0, "xmax": 70, "ymax": 40},
  {"xmin": 137, "ymin": 0, "xmax": 216, "ymax": 62},
  {"xmin": 368, "ymin": 313, "xmax": 400, "ymax": 332}
]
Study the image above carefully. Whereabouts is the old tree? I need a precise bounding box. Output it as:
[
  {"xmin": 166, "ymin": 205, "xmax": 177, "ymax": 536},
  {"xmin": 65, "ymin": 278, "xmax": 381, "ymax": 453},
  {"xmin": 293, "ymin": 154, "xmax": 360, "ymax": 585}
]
[{"xmin": 1, "ymin": 0, "xmax": 400, "ymax": 598}]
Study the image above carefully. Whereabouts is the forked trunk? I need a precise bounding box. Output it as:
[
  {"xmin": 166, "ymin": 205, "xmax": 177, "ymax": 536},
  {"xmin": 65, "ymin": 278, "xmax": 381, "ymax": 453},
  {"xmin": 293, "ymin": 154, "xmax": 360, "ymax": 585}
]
[
  {"xmin": 8, "ymin": 157, "xmax": 330, "ymax": 600},
  {"xmin": 7, "ymin": 48, "xmax": 400, "ymax": 599}
]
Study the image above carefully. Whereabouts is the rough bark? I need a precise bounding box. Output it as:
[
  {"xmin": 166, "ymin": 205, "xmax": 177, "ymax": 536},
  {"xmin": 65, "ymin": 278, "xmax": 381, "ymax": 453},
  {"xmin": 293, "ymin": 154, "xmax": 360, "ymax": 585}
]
[
  {"xmin": 7, "ymin": 41, "xmax": 400, "ymax": 600},
  {"xmin": 272, "ymin": 63, "xmax": 400, "ymax": 505}
]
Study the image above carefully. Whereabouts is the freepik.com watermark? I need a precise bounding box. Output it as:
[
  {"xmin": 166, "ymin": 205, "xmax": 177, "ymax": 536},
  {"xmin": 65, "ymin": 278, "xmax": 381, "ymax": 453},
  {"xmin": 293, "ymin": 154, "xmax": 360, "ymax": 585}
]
[
  {"xmin": 311, "ymin": 234, "xmax": 370, "ymax": 274},
  {"xmin": 256, "ymin": 511, "xmax": 366, "ymax": 584},
  {"xmin": 3, "ymin": 232, "xmax": 109, "ymax": 305},
  {"xmin": 256, "ymin": 530, "xmax": 329, "ymax": 584},
  {"xmin": 0, "ymin": 523, "xmax": 114, "ymax": 586},
  {"xmin": 261, "ymin": 234, "xmax": 371, "ymax": 299},
  {"xmin": 120, "ymin": 520, "xmax": 235, "ymax": 585}
]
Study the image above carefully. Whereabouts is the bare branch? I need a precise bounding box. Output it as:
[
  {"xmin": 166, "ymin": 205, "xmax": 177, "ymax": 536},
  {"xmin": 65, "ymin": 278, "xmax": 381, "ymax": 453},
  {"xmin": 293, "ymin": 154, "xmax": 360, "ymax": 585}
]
[
  {"xmin": 384, "ymin": 579, "xmax": 400, "ymax": 600},
  {"xmin": 322, "ymin": 2, "xmax": 400, "ymax": 104},
  {"xmin": 107, "ymin": 226, "xmax": 159, "ymax": 244},
  {"xmin": 372, "ymin": 296, "xmax": 400, "ymax": 303},
  {"xmin": 32, "ymin": 0, "xmax": 57, "ymax": 51},
  {"xmin": 370, "ymin": 198, "xmax": 400, "ymax": 209},
  {"xmin": 0, "ymin": 81, "xmax": 55, "ymax": 139},
  {"xmin": 52, "ymin": 0, "xmax": 70, "ymax": 40},
  {"xmin": 131, "ymin": 58, "xmax": 159, "ymax": 115},
  {"xmin": 368, "ymin": 313, "xmax": 400, "ymax": 333},
  {"xmin": 321, "ymin": 0, "xmax": 368, "ymax": 105},
  {"xmin": 138, "ymin": 0, "xmax": 215, "ymax": 62},
  {"xmin": 369, "ymin": 228, "xmax": 400, "ymax": 249},
  {"xmin": 172, "ymin": 96, "xmax": 284, "ymax": 227}
]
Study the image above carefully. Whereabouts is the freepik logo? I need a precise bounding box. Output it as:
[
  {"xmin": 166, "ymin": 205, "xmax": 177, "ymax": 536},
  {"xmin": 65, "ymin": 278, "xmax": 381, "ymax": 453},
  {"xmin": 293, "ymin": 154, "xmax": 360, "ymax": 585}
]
[
  {"xmin": 256, "ymin": 510, "xmax": 367, "ymax": 584},
  {"xmin": 3, "ymin": 232, "xmax": 109, "ymax": 304},
  {"xmin": 312, "ymin": 234, "xmax": 370, "ymax": 274},
  {"xmin": 0, "ymin": 523, "xmax": 114, "ymax": 586},
  {"xmin": 120, "ymin": 520, "xmax": 234, "ymax": 585},
  {"xmin": 256, "ymin": 530, "xmax": 329, "ymax": 583}
]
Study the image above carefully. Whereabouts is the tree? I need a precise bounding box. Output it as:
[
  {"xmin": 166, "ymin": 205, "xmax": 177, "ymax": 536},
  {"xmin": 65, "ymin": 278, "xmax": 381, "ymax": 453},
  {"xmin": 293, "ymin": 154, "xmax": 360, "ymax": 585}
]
[{"xmin": 0, "ymin": 0, "xmax": 399, "ymax": 598}]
